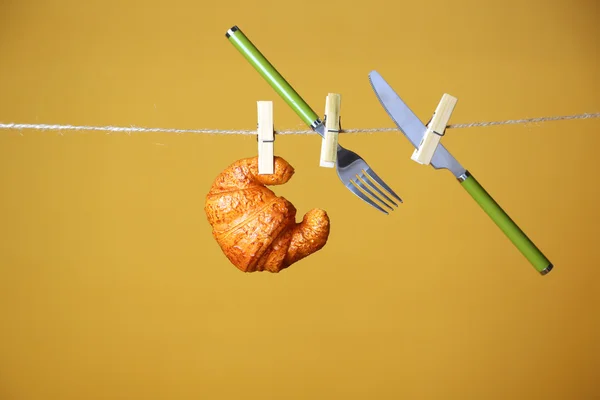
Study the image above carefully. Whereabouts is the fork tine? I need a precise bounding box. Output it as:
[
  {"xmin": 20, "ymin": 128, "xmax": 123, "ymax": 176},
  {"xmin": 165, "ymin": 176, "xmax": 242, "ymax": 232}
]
[
  {"xmin": 359, "ymin": 172, "xmax": 398, "ymax": 207},
  {"xmin": 354, "ymin": 176, "xmax": 393, "ymax": 211},
  {"xmin": 364, "ymin": 167, "xmax": 403, "ymax": 203},
  {"xmin": 346, "ymin": 182, "xmax": 389, "ymax": 214}
]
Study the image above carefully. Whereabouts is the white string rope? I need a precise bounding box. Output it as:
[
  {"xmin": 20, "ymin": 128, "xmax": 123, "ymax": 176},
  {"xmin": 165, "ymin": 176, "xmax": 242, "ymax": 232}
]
[{"xmin": 0, "ymin": 112, "xmax": 598, "ymax": 136}]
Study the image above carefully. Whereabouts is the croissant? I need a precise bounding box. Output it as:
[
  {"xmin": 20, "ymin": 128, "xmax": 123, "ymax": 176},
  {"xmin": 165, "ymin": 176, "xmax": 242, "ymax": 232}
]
[{"xmin": 204, "ymin": 156, "xmax": 330, "ymax": 273}]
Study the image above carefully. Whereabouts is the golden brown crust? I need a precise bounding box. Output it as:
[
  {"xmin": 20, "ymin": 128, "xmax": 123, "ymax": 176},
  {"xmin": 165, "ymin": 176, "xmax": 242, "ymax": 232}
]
[{"xmin": 204, "ymin": 156, "xmax": 330, "ymax": 273}]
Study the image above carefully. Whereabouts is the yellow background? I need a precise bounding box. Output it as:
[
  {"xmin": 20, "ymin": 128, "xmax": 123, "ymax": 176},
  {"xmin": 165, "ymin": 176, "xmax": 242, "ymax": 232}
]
[{"xmin": 0, "ymin": 0, "xmax": 598, "ymax": 398}]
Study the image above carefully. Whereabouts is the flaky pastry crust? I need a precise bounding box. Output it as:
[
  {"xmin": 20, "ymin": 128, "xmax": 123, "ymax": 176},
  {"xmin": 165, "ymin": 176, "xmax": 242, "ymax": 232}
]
[{"xmin": 204, "ymin": 156, "xmax": 330, "ymax": 272}]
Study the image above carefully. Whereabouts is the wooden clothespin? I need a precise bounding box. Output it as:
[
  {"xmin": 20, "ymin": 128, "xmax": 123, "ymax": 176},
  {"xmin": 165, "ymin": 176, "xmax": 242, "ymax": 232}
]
[
  {"xmin": 411, "ymin": 94, "xmax": 458, "ymax": 165},
  {"xmin": 319, "ymin": 93, "xmax": 341, "ymax": 168},
  {"xmin": 257, "ymin": 101, "xmax": 274, "ymax": 174}
]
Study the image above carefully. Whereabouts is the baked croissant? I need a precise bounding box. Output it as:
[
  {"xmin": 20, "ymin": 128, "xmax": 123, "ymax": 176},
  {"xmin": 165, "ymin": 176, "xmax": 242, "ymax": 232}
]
[{"xmin": 204, "ymin": 156, "xmax": 330, "ymax": 273}]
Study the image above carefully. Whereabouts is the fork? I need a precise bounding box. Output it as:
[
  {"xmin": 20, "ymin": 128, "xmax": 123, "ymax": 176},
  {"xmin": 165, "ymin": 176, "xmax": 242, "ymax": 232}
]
[{"xmin": 226, "ymin": 26, "xmax": 402, "ymax": 214}]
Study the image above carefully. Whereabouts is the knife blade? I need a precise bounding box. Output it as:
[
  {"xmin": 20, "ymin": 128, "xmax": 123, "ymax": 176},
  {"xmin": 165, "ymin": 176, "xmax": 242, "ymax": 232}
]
[
  {"xmin": 368, "ymin": 70, "xmax": 553, "ymax": 276},
  {"xmin": 368, "ymin": 71, "xmax": 467, "ymax": 179}
]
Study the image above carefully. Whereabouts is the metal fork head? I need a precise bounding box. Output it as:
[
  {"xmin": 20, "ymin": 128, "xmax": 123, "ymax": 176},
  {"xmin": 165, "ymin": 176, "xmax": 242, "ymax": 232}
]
[{"xmin": 335, "ymin": 145, "xmax": 403, "ymax": 214}]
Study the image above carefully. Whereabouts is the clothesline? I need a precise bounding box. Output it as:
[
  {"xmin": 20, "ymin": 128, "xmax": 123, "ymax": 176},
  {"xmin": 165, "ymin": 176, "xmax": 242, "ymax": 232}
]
[{"xmin": 0, "ymin": 112, "xmax": 598, "ymax": 136}]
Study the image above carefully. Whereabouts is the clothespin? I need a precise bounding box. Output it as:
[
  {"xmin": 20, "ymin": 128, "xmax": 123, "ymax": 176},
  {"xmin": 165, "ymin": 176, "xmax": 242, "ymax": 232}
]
[
  {"xmin": 411, "ymin": 94, "xmax": 458, "ymax": 165},
  {"xmin": 257, "ymin": 101, "xmax": 274, "ymax": 174},
  {"xmin": 319, "ymin": 93, "xmax": 341, "ymax": 168}
]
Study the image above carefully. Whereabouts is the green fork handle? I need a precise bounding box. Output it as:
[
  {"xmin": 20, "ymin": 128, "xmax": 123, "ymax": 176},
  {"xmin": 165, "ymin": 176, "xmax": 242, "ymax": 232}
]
[
  {"xmin": 460, "ymin": 172, "xmax": 553, "ymax": 275},
  {"xmin": 225, "ymin": 26, "xmax": 323, "ymax": 131}
]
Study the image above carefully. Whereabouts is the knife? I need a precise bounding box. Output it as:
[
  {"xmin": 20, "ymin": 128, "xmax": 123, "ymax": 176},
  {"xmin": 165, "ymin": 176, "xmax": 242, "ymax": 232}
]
[{"xmin": 369, "ymin": 71, "xmax": 553, "ymax": 275}]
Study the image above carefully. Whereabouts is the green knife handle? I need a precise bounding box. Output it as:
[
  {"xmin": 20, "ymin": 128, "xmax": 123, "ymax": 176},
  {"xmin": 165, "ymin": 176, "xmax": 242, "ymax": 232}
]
[
  {"xmin": 460, "ymin": 171, "xmax": 553, "ymax": 275},
  {"xmin": 225, "ymin": 26, "xmax": 321, "ymax": 129}
]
